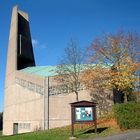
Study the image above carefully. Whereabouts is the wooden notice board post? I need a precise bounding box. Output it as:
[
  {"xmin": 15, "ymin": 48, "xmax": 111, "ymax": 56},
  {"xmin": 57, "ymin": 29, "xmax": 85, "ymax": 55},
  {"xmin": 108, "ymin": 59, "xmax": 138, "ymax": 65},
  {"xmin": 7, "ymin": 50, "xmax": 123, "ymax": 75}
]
[{"xmin": 70, "ymin": 100, "xmax": 97, "ymax": 138}]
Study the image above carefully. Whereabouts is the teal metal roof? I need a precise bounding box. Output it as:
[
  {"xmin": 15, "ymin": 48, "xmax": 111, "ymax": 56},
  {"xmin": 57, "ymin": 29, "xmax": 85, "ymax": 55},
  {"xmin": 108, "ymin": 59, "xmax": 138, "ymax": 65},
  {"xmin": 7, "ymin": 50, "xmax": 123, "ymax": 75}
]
[
  {"xmin": 20, "ymin": 63, "xmax": 112, "ymax": 77},
  {"xmin": 20, "ymin": 66, "xmax": 58, "ymax": 77}
]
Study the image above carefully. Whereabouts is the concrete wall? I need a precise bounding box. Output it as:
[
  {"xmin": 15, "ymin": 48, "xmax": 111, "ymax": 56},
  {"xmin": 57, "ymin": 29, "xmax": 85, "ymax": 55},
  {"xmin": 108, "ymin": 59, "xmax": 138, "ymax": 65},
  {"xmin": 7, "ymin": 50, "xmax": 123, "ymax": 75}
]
[
  {"xmin": 3, "ymin": 6, "xmax": 18, "ymax": 135},
  {"xmin": 48, "ymin": 90, "xmax": 91, "ymax": 129},
  {"xmin": 3, "ymin": 71, "xmax": 45, "ymax": 135},
  {"xmin": 4, "ymin": 69, "xmax": 92, "ymax": 135}
]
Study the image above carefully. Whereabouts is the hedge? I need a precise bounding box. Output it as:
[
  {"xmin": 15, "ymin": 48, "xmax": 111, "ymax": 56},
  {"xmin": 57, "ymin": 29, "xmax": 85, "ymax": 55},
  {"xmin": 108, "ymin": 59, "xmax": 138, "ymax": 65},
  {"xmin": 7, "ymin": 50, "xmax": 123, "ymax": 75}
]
[{"xmin": 113, "ymin": 102, "xmax": 140, "ymax": 129}]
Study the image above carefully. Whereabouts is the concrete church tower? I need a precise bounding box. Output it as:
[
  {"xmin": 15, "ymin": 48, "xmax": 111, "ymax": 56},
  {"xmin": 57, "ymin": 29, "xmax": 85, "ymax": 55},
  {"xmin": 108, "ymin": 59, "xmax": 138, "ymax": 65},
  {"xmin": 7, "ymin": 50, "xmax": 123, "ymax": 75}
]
[
  {"xmin": 3, "ymin": 6, "xmax": 37, "ymax": 135},
  {"xmin": 6, "ymin": 5, "xmax": 35, "ymax": 74},
  {"xmin": 5, "ymin": 5, "xmax": 35, "ymax": 97}
]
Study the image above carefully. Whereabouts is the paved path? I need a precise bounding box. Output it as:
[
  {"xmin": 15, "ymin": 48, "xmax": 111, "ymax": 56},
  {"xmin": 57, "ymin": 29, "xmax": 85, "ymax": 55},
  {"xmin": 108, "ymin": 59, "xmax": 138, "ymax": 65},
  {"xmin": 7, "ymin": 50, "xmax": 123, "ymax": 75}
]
[{"xmin": 90, "ymin": 130, "xmax": 140, "ymax": 140}]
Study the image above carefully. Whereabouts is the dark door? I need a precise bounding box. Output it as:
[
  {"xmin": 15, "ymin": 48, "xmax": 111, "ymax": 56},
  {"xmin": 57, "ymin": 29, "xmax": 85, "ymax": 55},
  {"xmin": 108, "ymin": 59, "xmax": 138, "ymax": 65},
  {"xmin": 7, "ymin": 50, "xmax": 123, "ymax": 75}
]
[{"xmin": 13, "ymin": 123, "xmax": 18, "ymax": 135}]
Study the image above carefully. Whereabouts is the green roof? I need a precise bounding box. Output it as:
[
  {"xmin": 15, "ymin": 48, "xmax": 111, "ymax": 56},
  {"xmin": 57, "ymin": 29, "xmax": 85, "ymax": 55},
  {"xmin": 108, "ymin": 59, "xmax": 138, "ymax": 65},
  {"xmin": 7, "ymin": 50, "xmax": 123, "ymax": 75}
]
[
  {"xmin": 20, "ymin": 66, "xmax": 58, "ymax": 77},
  {"xmin": 20, "ymin": 63, "xmax": 112, "ymax": 77}
]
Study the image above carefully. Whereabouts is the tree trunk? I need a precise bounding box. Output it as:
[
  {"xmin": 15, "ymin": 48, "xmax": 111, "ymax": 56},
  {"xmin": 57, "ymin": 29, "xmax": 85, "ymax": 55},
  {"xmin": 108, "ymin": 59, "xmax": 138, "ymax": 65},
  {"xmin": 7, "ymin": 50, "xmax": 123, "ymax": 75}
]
[
  {"xmin": 75, "ymin": 91, "xmax": 79, "ymax": 102},
  {"xmin": 124, "ymin": 93, "xmax": 128, "ymax": 103}
]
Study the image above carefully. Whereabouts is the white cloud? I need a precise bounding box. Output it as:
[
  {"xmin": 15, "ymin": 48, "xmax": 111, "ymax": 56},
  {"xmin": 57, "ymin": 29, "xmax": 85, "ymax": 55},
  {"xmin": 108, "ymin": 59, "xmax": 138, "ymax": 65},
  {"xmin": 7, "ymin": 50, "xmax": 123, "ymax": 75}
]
[
  {"xmin": 32, "ymin": 39, "xmax": 47, "ymax": 49},
  {"xmin": 32, "ymin": 39, "xmax": 38, "ymax": 46}
]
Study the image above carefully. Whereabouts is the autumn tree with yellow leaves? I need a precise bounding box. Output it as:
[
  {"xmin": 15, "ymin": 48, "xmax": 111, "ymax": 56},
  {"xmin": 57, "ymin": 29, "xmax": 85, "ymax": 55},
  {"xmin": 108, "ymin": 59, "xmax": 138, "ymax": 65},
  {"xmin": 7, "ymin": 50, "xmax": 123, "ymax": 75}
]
[{"xmin": 82, "ymin": 31, "xmax": 140, "ymax": 102}]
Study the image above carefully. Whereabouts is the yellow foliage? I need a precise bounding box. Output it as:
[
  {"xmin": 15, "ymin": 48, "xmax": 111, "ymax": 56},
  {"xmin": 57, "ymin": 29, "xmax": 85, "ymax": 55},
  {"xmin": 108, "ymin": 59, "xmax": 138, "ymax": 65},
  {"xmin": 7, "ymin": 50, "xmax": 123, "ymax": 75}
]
[{"xmin": 81, "ymin": 60, "xmax": 138, "ymax": 93}]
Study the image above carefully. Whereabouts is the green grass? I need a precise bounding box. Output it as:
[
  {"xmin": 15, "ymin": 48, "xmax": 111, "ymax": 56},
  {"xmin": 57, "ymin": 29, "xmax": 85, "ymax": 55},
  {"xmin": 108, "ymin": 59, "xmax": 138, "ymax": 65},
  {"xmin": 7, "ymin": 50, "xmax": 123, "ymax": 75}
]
[
  {"xmin": 1, "ymin": 111, "xmax": 139, "ymax": 140},
  {"xmin": 0, "ymin": 124, "xmax": 122, "ymax": 140}
]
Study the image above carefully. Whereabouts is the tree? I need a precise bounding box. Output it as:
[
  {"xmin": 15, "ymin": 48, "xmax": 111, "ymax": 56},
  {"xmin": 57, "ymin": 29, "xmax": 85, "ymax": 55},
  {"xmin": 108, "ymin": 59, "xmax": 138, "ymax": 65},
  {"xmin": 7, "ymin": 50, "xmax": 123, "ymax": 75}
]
[
  {"xmin": 83, "ymin": 31, "xmax": 140, "ymax": 102},
  {"xmin": 56, "ymin": 40, "xmax": 85, "ymax": 101},
  {"xmin": 82, "ymin": 64, "xmax": 110, "ymax": 91}
]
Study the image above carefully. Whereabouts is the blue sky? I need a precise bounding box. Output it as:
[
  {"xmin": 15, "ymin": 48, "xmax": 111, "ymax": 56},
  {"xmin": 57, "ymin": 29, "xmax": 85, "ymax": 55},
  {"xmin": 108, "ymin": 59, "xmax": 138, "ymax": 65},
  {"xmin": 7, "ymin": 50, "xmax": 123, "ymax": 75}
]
[{"xmin": 0, "ymin": 0, "xmax": 140, "ymax": 111}]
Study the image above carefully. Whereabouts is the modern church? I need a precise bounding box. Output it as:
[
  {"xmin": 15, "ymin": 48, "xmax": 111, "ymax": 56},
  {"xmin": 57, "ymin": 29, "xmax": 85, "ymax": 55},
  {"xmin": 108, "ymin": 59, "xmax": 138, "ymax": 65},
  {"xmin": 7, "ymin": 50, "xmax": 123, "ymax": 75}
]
[
  {"xmin": 5, "ymin": 5, "xmax": 140, "ymax": 136},
  {"xmin": 3, "ymin": 6, "xmax": 96, "ymax": 135},
  {"xmin": 7, "ymin": 4, "xmax": 140, "ymax": 136}
]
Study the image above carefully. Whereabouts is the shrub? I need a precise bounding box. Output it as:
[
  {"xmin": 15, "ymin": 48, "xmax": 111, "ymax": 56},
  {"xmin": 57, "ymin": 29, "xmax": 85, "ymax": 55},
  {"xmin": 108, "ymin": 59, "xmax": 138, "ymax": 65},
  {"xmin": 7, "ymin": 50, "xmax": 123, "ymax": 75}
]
[
  {"xmin": 113, "ymin": 102, "xmax": 140, "ymax": 129},
  {"xmin": 127, "ymin": 93, "xmax": 137, "ymax": 102}
]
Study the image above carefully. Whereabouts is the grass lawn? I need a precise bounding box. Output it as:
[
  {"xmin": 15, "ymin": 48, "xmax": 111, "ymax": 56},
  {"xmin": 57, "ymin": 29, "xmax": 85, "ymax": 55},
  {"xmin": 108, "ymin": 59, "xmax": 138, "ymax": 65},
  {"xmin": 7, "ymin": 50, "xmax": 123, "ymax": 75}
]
[{"xmin": 0, "ymin": 118, "xmax": 128, "ymax": 140}]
